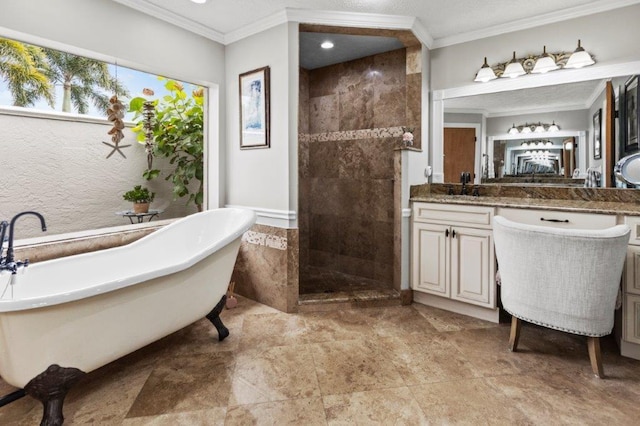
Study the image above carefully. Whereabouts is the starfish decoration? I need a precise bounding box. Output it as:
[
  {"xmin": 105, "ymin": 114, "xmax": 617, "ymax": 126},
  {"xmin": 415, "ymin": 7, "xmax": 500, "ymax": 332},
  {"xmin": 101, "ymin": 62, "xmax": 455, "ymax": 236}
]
[{"xmin": 102, "ymin": 140, "xmax": 131, "ymax": 159}]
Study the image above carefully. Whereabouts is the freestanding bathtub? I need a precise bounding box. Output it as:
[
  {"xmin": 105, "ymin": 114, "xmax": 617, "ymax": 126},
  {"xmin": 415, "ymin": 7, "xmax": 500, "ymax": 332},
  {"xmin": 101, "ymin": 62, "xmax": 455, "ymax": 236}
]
[{"xmin": 0, "ymin": 207, "xmax": 255, "ymax": 424}]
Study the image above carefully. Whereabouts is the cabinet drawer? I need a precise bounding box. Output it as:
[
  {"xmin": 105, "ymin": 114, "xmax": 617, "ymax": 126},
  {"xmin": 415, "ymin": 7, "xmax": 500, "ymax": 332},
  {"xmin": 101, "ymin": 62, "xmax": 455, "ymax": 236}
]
[
  {"xmin": 625, "ymin": 216, "xmax": 640, "ymax": 246},
  {"xmin": 497, "ymin": 207, "xmax": 617, "ymax": 230},
  {"xmin": 413, "ymin": 203, "xmax": 494, "ymax": 228},
  {"xmin": 624, "ymin": 294, "xmax": 640, "ymax": 345}
]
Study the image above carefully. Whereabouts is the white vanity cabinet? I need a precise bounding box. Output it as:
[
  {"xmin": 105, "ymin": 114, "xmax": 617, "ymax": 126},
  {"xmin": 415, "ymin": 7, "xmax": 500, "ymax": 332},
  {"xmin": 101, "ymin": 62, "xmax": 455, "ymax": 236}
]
[
  {"xmin": 411, "ymin": 203, "xmax": 497, "ymax": 322},
  {"xmin": 622, "ymin": 217, "xmax": 640, "ymax": 358}
]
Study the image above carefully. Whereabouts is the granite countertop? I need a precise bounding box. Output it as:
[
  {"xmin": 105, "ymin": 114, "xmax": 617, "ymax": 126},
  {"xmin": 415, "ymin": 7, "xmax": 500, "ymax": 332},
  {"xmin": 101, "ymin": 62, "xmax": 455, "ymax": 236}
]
[{"xmin": 410, "ymin": 184, "xmax": 640, "ymax": 216}]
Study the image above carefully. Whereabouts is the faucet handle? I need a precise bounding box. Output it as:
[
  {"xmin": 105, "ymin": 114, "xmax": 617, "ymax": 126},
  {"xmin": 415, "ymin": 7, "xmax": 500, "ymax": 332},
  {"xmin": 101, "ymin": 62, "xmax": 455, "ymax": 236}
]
[{"xmin": 446, "ymin": 185, "xmax": 454, "ymax": 195}]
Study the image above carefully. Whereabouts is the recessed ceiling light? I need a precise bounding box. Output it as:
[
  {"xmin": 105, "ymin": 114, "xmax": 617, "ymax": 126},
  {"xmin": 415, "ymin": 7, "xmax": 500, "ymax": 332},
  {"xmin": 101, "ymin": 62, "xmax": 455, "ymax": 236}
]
[
  {"xmin": 320, "ymin": 41, "xmax": 334, "ymax": 49},
  {"xmin": 190, "ymin": 0, "xmax": 207, "ymax": 4}
]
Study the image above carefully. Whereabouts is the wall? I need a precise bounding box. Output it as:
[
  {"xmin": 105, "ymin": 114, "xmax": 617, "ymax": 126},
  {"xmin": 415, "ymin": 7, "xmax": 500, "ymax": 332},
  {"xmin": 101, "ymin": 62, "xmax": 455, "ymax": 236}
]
[
  {"xmin": 224, "ymin": 23, "xmax": 294, "ymax": 214},
  {"xmin": 224, "ymin": 22, "xmax": 299, "ymax": 312},
  {"xmin": 0, "ymin": 110, "xmax": 195, "ymax": 238},
  {"xmin": 431, "ymin": 4, "xmax": 640, "ymax": 90},
  {"xmin": 0, "ymin": 0, "xmax": 226, "ymax": 206}
]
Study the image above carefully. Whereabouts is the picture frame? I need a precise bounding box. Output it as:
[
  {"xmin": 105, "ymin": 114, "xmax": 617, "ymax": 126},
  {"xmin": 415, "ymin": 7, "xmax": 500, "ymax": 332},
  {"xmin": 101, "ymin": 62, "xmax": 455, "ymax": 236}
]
[
  {"xmin": 239, "ymin": 66, "xmax": 270, "ymax": 149},
  {"xmin": 618, "ymin": 84, "xmax": 627, "ymax": 159},
  {"xmin": 593, "ymin": 108, "xmax": 601, "ymax": 160},
  {"xmin": 624, "ymin": 75, "xmax": 639, "ymax": 154}
]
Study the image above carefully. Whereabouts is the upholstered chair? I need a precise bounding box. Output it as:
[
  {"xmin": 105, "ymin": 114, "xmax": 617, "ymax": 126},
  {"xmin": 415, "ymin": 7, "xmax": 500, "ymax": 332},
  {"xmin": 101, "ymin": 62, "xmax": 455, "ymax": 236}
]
[{"xmin": 493, "ymin": 216, "xmax": 630, "ymax": 378}]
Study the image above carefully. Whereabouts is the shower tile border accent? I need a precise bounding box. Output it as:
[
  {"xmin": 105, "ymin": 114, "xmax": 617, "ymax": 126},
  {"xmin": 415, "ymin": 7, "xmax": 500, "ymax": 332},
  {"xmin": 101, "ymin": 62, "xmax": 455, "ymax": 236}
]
[
  {"xmin": 242, "ymin": 231, "xmax": 288, "ymax": 250},
  {"xmin": 300, "ymin": 126, "xmax": 405, "ymax": 143}
]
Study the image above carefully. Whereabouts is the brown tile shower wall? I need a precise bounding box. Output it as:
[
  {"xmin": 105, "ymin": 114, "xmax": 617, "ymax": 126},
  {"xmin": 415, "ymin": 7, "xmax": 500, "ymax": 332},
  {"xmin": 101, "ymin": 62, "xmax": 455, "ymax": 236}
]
[
  {"xmin": 232, "ymin": 224, "xmax": 299, "ymax": 313},
  {"xmin": 299, "ymin": 48, "xmax": 419, "ymax": 286}
]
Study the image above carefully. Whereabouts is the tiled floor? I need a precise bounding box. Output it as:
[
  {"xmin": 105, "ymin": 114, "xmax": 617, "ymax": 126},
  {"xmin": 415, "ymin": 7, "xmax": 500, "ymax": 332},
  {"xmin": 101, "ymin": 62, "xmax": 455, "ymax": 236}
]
[
  {"xmin": 299, "ymin": 266, "xmax": 393, "ymax": 295},
  {"xmin": 1, "ymin": 295, "xmax": 640, "ymax": 425}
]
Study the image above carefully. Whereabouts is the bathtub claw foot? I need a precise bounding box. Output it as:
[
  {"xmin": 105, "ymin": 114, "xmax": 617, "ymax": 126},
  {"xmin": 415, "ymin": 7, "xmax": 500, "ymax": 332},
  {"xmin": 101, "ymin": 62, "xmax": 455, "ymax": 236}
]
[
  {"xmin": 24, "ymin": 364, "xmax": 86, "ymax": 426},
  {"xmin": 206, "ymin": 295, "xmax": 230, "ymax": 341}
]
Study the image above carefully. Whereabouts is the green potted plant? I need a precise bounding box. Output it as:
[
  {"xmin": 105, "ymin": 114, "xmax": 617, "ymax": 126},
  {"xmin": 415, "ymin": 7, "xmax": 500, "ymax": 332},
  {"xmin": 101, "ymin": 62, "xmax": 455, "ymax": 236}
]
[{"xmin": 123, "ymin": 185, "xmax": 155, "ymax": 214}]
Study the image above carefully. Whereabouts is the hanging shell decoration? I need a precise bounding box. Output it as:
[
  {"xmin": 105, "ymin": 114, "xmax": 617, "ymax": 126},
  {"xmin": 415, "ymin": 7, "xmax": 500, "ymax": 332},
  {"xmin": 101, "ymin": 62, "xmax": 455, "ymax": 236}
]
[
  {"xmin": 142, "ymin": 99, "xmax": 155, "ymax": 170},
  {"xmin": 102, "ymin": 95, "xmax": 131, "ymax": 159}
]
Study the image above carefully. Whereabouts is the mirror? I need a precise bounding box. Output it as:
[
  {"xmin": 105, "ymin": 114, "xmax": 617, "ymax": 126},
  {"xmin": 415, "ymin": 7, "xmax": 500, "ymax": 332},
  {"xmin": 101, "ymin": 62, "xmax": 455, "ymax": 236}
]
[
  {"xmin": 435, "ymin": 64, "xmax": 640, "ymax": 188},
  {"xmin": 615, "ymin": 152, "xmax": 640, "ymax": 186}
]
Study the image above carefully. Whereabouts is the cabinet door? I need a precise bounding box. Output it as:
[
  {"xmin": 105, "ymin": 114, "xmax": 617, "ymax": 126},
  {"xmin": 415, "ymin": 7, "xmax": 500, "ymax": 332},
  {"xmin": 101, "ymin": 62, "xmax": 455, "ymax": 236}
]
[
  {"xmin": 627, "ymin": 246, "xmax": 640, "ymax": 295},
  {"xmin": 412, "ymin": 222, "xmax": 449, "ymax": 297},
  {"xmin": 625, "ymin": 294, "xmax": 640, "ymax": 344},
  {"xmin": 449, "ymin": 227, "xmax": 495, "ymax": 308}
]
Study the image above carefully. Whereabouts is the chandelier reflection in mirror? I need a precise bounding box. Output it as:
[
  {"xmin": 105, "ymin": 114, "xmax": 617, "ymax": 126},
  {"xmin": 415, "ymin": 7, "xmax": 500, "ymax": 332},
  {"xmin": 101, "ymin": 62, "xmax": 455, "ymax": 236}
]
[
  {"xmin": 474, "ymin": 40, "xmax": 595, "ymax": 83},
  {"xmin": 508, "ymin": 121, "xmax": 560, "ymax": 134}
]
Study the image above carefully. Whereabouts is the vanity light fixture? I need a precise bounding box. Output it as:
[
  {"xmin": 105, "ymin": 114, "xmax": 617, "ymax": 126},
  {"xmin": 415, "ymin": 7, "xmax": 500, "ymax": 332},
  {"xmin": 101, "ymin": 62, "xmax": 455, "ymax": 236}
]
[
  {"xmin": 501, "ymin": 52, "xmax": 526, "ymax": 79},
  {"xmin": 508, "ymin": 122, "xmax": 560, "ymax": 134},
  {"xmin": 564, "ymin": 40, "xmax": 595, "ymax": 69},
  {"xmin": 531, "ymin": 46, "xmax": 559, "ymax": 74},
  {"xmin": 474, "ymin": 42, "xmax": 595, "ymax": 82},
  {"xmin": 474, "ymin": 57, "xmax": 498, "ymax": 82},
  {"xmin": 320, "ymin": 41, "xmax": 334, "ymax": 49}
]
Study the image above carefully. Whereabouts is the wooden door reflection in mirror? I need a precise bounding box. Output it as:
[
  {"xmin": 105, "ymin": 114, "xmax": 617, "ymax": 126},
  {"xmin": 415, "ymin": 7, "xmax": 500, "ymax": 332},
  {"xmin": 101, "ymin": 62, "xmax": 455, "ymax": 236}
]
[{"xmin": 444, "ymin": 127, "xmax": 476, "ymax": 183}]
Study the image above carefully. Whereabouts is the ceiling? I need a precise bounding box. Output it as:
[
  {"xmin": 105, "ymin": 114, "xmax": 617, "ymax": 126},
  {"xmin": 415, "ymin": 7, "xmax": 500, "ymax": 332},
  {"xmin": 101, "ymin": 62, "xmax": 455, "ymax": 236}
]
[
  {"xmin": 299, "ymin": 32, "xmax": 404, "ymax": 69},
  {"xmin": 113, "ymin": 0, "xmax": 640, "ymax": 48}
]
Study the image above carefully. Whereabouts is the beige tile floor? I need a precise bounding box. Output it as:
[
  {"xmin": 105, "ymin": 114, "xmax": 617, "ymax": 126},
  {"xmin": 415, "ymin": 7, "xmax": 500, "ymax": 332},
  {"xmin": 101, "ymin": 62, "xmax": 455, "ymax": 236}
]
[{"xmin": 1, "ymin": 295, "xmax": 640, "ymax": 425}]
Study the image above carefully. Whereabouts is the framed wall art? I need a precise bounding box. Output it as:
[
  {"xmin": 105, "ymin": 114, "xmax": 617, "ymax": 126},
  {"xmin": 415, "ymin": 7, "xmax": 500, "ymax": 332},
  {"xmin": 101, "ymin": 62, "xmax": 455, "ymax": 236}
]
[
  {"xmin": 239, "ymin": 66, "xmax": 270, "ymax": 149},
  {"xmin": 624, "ymin": 75, "xmax": 639, "ymax": 154},
  {"xmin": 593, "ymin": 108, "xmax": 601, "ymax": 160}
]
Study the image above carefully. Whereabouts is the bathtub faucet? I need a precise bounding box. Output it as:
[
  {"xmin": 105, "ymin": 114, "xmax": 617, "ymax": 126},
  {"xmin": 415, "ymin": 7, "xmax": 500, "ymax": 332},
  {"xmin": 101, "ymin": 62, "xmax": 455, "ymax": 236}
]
[
  {"xmin": 0, "ymin": 211, "xmax": 47, "ymax": 275},
  {"xmin": 0, "ymin": 221, "xmax": 8, "ymax": 263}
]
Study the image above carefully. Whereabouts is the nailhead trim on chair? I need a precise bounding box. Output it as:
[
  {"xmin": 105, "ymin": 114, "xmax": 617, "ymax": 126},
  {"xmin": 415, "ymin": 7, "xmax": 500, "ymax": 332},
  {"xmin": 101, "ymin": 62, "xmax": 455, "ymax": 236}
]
[{"xmin": 505, "ymin": 308, "xmax": 609, "ymax": 338}]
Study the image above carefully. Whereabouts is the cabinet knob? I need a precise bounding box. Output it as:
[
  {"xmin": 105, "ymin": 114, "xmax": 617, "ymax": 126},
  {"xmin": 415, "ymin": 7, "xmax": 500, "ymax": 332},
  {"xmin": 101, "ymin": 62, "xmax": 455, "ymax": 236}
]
[
  {"xmin": 452, "ymin": 229, "xmax": 456, "ymax": 238},
  {"xmin": 445, "ymin": 229, "xmax": 449, "ymax": 237}
]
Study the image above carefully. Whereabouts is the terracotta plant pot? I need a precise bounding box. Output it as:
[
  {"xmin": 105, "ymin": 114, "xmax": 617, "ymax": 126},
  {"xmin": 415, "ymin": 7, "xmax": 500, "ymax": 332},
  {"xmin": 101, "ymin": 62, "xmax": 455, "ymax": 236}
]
[{"xmin": 133, "ymin": 202, "xmax": 150, "ymax": 214}]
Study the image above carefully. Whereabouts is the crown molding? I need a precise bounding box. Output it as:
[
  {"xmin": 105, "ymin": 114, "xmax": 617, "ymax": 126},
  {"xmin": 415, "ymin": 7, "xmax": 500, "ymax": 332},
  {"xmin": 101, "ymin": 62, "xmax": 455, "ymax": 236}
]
[
  {"xmin": 410, "ymin": 18, "xmax": 434, "ymax": 48},
  {"xmin": 286, "ymin": 8, "xmax": 416, "ymax": 30},
  {"xmin": 432, "ymin": 0, "xmax": 640, "ymax": 48},
  {"xmin": 224, "ymin": 9, "xmax": 288, "ymax": 44},
  {"xmin": 225, "ymin": 7, "xmax": 434, "ymax": 47},
  {"xmin": 112, "ymin": 0, "xmax": 224, "ymax": 43},
  {"xmin": 111, "ymin": 2, "xmax": 434, "ymax": 47}
]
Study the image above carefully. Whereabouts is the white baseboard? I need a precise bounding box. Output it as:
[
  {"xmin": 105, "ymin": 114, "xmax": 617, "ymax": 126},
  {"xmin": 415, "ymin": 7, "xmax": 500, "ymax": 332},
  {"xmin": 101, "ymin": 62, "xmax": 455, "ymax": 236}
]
[{"xmin": 412, "ymin": 291, "xmax": 500, "ymax": 323}]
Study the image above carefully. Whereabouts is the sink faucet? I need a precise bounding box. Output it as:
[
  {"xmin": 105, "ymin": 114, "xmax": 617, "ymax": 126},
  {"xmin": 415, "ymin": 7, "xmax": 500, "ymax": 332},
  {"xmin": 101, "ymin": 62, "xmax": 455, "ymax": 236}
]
[
  {"xmin": 460, "ymin": 172, "xmax": 471, "ymax": 195},
  {"xmin": 0, "ymin": 211, "xmax": 47, "ymax": 274}
]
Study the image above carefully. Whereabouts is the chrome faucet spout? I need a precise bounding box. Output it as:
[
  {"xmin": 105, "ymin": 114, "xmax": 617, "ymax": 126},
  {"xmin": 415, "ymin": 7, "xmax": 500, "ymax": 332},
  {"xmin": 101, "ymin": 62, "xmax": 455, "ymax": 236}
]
[{"xmin": 0, "ymin": 221, "xmax": 8, "ymax": 262}]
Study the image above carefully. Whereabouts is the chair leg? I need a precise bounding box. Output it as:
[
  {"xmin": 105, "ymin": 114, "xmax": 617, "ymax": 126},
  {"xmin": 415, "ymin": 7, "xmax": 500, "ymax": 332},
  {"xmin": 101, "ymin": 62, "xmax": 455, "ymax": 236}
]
[
  {"xmin": 587, "ymin": 337, "xmax": 605, "ymax": 379},
  {"xmin": 509, "ymin": 316, "xmax": 521, "ymax": 352}
]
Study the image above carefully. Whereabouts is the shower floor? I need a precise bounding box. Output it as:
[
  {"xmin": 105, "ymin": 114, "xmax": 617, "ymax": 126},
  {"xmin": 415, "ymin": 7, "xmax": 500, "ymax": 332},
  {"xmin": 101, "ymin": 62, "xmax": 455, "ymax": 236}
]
[{"xmin": 298, "ymin": 266, "xmax": 400, "ymax": 309}]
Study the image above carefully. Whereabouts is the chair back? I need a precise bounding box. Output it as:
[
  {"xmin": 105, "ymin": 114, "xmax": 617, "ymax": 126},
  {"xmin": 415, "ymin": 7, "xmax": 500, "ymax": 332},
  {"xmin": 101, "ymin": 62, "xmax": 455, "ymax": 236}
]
[{"xmin": 493, "ymin": 216, "xmax": 630, "ymax": 336}]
